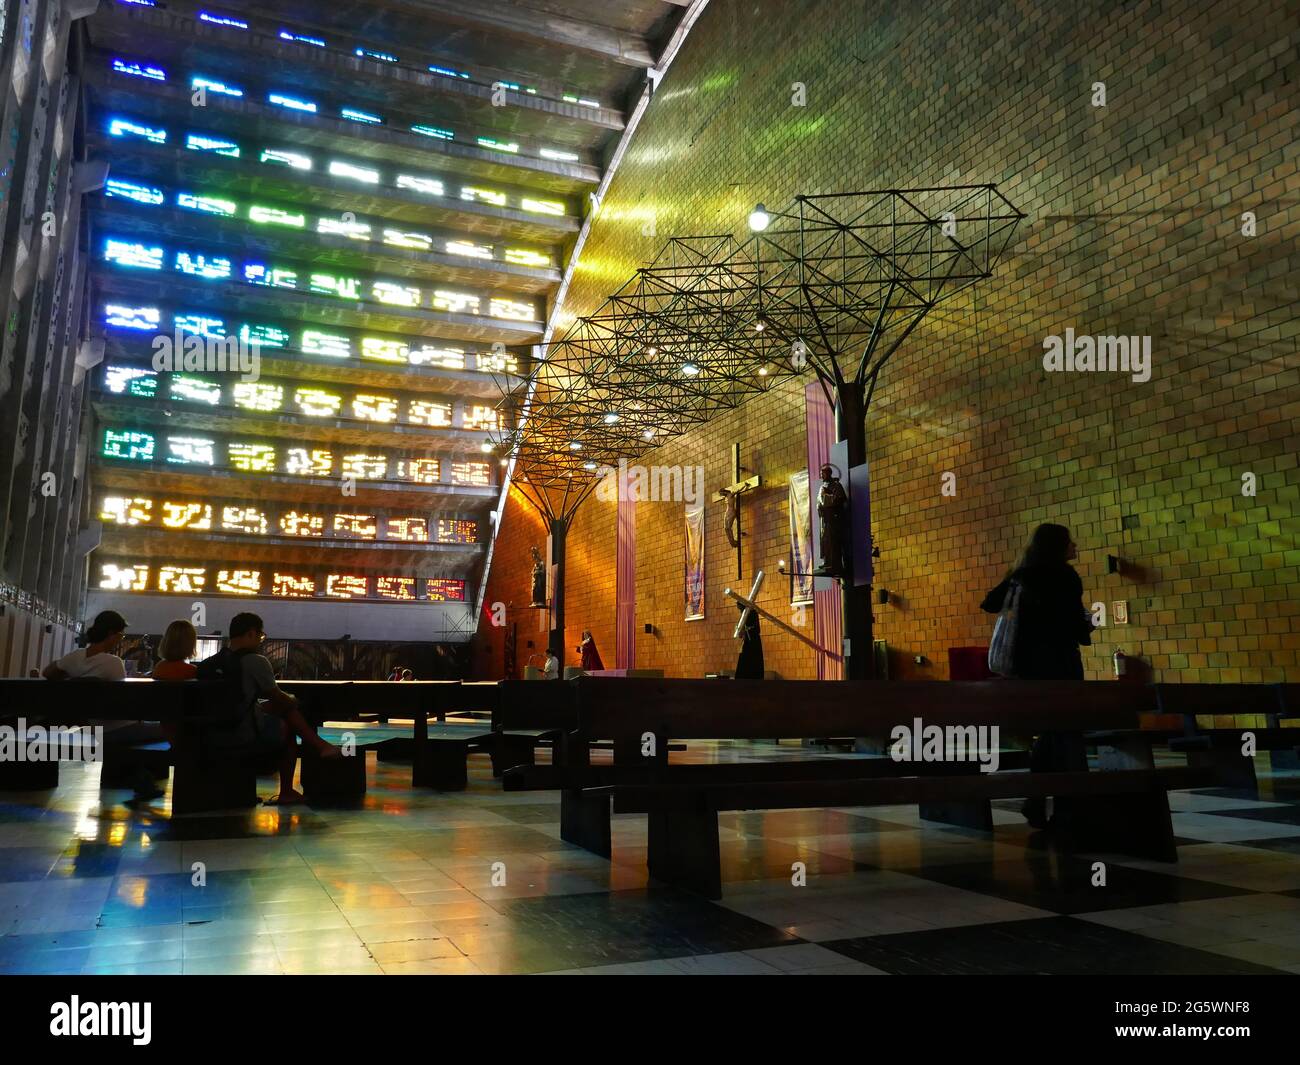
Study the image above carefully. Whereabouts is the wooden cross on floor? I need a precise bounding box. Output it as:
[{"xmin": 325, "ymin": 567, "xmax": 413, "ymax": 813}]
[{"xmin": 711, "ymin": 442, "xmax": 762, "ymax": 579}]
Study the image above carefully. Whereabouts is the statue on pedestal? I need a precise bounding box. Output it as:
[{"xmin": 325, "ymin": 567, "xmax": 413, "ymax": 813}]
[
  {"xmin": 529, "ymin": 546, "xmax": 547, "ymax": 606},
  {"xmin": 815, "ymin": 464, "xmax": 850, "ymax": 577}
]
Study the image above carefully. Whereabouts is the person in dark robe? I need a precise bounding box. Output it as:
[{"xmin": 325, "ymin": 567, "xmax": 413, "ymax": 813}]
[
  {"xmin": 577, "ymin": 631, "xmax": 604, "ymax": 671},
  {"xmin": 980, "ymin": 522, "xmax": 1094, "ymax": 829},
  {"xmin": 734, "ymin": 604, "xmax": 764, "ymax": 679}
]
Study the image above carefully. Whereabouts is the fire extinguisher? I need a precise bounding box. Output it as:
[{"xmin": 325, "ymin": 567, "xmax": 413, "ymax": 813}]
[{"xmin": 1113, "ymin": 648, "xmax": 1127, "ymax": 678}]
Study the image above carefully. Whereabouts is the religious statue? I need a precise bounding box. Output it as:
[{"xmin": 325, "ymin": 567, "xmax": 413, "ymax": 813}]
[
  {"xmin": 576, "ymin": 630, "xmax": 604, "ymax": 672},
  {"xmin": 529, "ymin": 545, "xmax": 546, "ymax": 606},
  {"xmin": 719, "ymin": 487, "xmax": 741, "ymax": 548},
  {"xmin": 815, "ymin": 464, "xmax": 850, "ymax": 577}
]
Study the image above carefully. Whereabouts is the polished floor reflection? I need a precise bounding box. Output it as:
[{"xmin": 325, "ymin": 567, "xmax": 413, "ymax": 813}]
[{"xmin": 1, "ymin": 733, "xmax": 1298, "ymax": 974}]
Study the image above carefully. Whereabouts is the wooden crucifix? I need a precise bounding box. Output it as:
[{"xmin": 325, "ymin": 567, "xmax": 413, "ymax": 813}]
[{"xmin": 712, "ymin": 442, "xmax": 762, "ymax": 579}]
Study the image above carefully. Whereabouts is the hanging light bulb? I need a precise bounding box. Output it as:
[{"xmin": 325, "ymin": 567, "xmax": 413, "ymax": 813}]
[{"xmin": 748, "ymin": 203, "xmax": 770, "ymax": 232}]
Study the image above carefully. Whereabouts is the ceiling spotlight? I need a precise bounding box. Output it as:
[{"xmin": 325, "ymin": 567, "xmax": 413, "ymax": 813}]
[
  {"xmin": 758, "ymin": 366, "xmax": 769, "ymax": 376},
  {"xmin": 643, "ymin": 428, "xmax": 655, "ymax": 440},
  {"xmin": 499, "ymin": 457, "xmax": 509, "ymax": 467},
  {"xmin": 681, "ymin": 362, "xmax": 699, "ymax": 376},
  {"xmin": 603, "ymin": 412, "xmax": 619, "ymax": 424},
  {"xmin": 748, "ymin": 203, "xmax": 770, "ymax": 232},
  {"xmin": 645, "ymin": 345, "xmax": 658, "ymax": 357},
  {"xmin": 569, "ymin": 440, "xmax": 582, "ymax": 450},
  {"xmin": 582, "ymin": 461, "xmax": 597, "ymax": 470},
  {"xmin": 754, "ymin": 318, "xmax": 766, "ymax": 332},
  {"xmin": 480, "ymin": 442, "xmax": 494, "ymax": 453}
]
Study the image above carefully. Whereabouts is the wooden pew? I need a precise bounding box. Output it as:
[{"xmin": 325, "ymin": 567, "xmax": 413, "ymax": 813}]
[
  {"xmin": 1156, "ymin": 683, "xmax": 1297, "ymax": 793},
  {"xmin": 499, "ymin": 677, "xmax": 1166, "ymax": 857}
]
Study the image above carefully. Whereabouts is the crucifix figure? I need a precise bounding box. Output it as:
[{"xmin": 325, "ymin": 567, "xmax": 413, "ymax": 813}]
[{"xmin": 711, "ymin": 442, "xmax": 762, "ymax": 579}]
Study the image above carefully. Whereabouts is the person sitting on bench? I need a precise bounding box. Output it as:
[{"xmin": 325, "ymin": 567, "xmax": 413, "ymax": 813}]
[
  {"xmin": 151, "ymin": 619, "xmax": 198, "ymax": 747},
  {"xmin": 43, "ymin": 610, "xmax": 165, "ymax": 803},
  {"xmin": 198, "ymin": 612, "xmax": 341, "ymax": 806}
]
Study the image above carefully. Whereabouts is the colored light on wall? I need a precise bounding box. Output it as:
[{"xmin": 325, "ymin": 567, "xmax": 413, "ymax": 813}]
[
  {"xmin": 302, "ymin": 331, "xmax": 350, "ymax": 358},
  {"xmin": 462, "ymin": 405, "xmax": 500, "ymax": 431},
  {"xmin": 105, "ymin": 366, "xmax": 158, "ymax": 397},
  {"xmin": 104, "ymin": 304, "xmax": 160, "ymax": 330},
  {"xmin": 334, "ymin": 514, "xmax": 377, "ymax": 538},
  {"xmin": 109, "ymin": 118, "xmax": 166, "ymax": 144},
  {"xmin": 166, "ymin": 436, "xmax": 216, "ymax": 466},
  {"xmin": 353, "ymin": 394, "xmax": 398, "ymax": 422},
  {"xmin": 376, "ymin": 577, "xmax": 416, "ymax": 601},
  {"xmin": 278, "ymin": 31, "xmax": 326, "ymax": 47},
  {"xmin": 222, "ymin": 506, "xmax": 268, "ymax": 535},
  {"xmin": 244, "ymin": 263, "xmax": 298, "ymax": 289},
  {"xmin": 474, "ymin": 350, "xmax": 518, "ymax": 374},
  {"xmin": 198, "ymin": 12, "xmax": 248, "ymax": 29},
  {"xmin": 355, "ymin": 48, "xmax": 398, "ymax": 63},
  {"xmin": 428, "ymin": 65, "xmax": 469, "ymax": 79},
  {"xmin": 386, "ymin": 518, "xmax": 428, "ymax": 542},
  {"xmin": 433, "ymin": 290, "xmax": 481, "ymax": 315},
  {"xmin": 450, "ymin": 462, "xmax": 491, "ymax": 486},
  {"xmin": 106, "ymin": 178, "xmax": 164, "ymax": 205},
  {"xmin": 521, "ymin": 198, "xmax": 564, "ymax": 216},
  {"xmin": 407, "ymin": 400, "xmax": 452, "ymax": 427},
  {"xmin": 273, "ymin": 574, "xmax": 316, "ymax": 597},
  {"xmin": 383, "ymin": 229, "xmax": 433, "ymax": 251},
  {"xmin": 170, "ymin": 375, "xmax": 222, "ymax": 405},
  {"xmin": 103, "ymin": 429, "xmax": 155, "ymax": 461},
  {"xmin": 398, "ymin": 459, "xmax": 441, "ymax": 484},
  {"xmin": 100, "ymin": 497, "xmax": 153, "ymax": 526},
  {"xmin": 325, "ymin": 575, "xmax": 368, "ymax": 599},
  {"xmin": 293, "ymin": 383, "xmax": 343, "ymax": 418},
  {"xmin": 268, "ymin": 93, "xmax": 317, "ymax": 113},
  {"xmin": 239, "ymin": 324, "xmax": 290, "ymax": 349},
  {"xmin": 177, "ymin": 191, "xmax": 237, "ymax": 216},
  {"xmin": 280, "ymin": 511, "xmax": 324, "ymax": 536},
  {"xmin": 284, "ymin": 447, "xmax": 333, "ymax": 476},
  {"xmin": 373, "ymin": 282, "xmax": 421, "ymax": 307},
  {"xmin": 186, "ymin": 133, "xmax": 239, "ymax": 157},
  {"xmin": 476, "ymin": 137, "xmax": 518, "ymax": 153},
  {"xmin": 342, "ymin": 453, "xmax": 387, "ymax": 480},
  {"xmin": 361, "ymin": 338, "xmax": 406, "ymax": 364},
  {"xmin": 232, "ymin": 382, "xmax": 284, "ymax": 411},
  {"xmin": 328, "ymin": 160, "xmax": 379, "ymax": 184},
  {"xmin": 192, "ymin": 75, "xmax": 242, "ymax": 97},
  {"xmin": 161, "ymin": 501, "xmax": 212, "ymax": 530},
  {"xmin": 396, "ymin": 175, "xmax": 443, "ymax": 196},
  {"xmin": 310, "ymin": 273, "xmax": 362, "ymax": 299},
  {"xmin": 249, "ymin": 205, "xmax": 306, "ymax": 227},
  {"xmin": 540, "ymin": 148, "xmax": 580, "ymax": 162},
  {"xmin": 104, "ymin": 238, "xmax": 163, "ymax": 270},
  {"xmin": 175, "ymin": 251, "xmax": 232, "ymax": 279},
  {"xmin": 411, "ymin": 125, "xmax": 454, "ymax": 141},
  {"xmin": 410, "ymin": 346, "xmax": 465, "ymax": 369},
  {"xmin": 461, "ymin": 187, "xmax": 506, "ymax": 207},
  {"xmin": 341, "ymin": 108, "xmax": 383, "ymax": 125},
  {"xmin": 100, "ymin": 564, "xmax": 150, "ymax": 591},
  {"xmin": 426, "ymin": 579, "xmax": 466, "ymax": 602},
  {"xmin": 505, "ymin": 248, "xmax": 550, "ymax": 268},
  {"xmin": 445, "ymin": 239, "xmax": 491, "ymax": 260},
  {"xmin": 216, "ymin": 570, "xmax": 261, "ymax": 595},
  {"xmin": 318, "ymin": 217, "xmax": 371, "ymax": 240},
  {"xmin": 174, "ymin": 314, "xmax": 226, "ymax": 338},
  {"xmin": 260, "ymin": 148, "xmax": 312, "ymax": 169},
  {"xmin": 159, "ymin": 566, "xmax": 206, "ymax": 593},
  {"xmin": 436, "ymin": 519, "xmax": 477, "ymax": 544},
  {"xmin": 229, "ymin": 442, "xmax": 276, "ymax": 472},
  {"xmin": 490, "ymin": 297, "xmax": 535, "ymax": 321}
]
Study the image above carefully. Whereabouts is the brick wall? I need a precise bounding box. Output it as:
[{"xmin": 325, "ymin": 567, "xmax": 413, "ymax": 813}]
[{"xmin": 477, "ymin": 0, "xmax": 1300, "ymax": 682}]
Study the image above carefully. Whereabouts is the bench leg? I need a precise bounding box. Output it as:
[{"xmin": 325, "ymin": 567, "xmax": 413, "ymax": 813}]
[
  {"xmin": 1269, "ymin": 748, "xmax": 1300, "ymax": 773},
  {"xmin": 1188, "ymin": 740, "xmax": 1258, "ymax": 795},
  {"xmin": 491, "ymin": 734, "xmax": 536, "ymax": 778},
  {"xmin": 1054, "ymin": 786, "xmax": 1177, "ymax": 863},
  {"xmin": 172, "ymin": 755, "xmax": 258, "ymax": 815},
  {"xmin": 560, "ymin": 789, "xmax": 611, "ymax": 857},
  {"xmin": 414, "ymin": 742, "xmax": 468, "ymax": 790},
  {"xmin": 647, "ymin": 806, "xmax": 722, "ymax": 899},
  {"xmin": 919, "ymin": 798, "xmax": 993, "ymax": 831},
  {"xmin": 301, "ymin": 749, "xmax": 367, "ymax": 804}
]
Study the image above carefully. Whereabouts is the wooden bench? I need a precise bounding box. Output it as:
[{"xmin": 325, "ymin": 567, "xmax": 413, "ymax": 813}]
[
  {"xmin": 1155, "ymin": 683, "xmax": 1296, "ymax": 793},
  {"xmin": 593, "ymin": 766, "xmax": 1213, "ymax": 898}
]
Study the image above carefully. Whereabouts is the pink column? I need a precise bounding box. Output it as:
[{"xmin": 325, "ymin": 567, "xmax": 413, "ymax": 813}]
[
  {"xmin": 806, "ymin": 382, "xmax": 844, "ymax": 680},
  {"xmin": 615, "ymin": 493, "xmax": 636, "ymax": 669}
]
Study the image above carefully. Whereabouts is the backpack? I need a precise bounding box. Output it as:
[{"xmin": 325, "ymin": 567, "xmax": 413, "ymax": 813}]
[
  {"xmin": 987, "ymin": 580, "xmax": 1022, "ymax": 676},
  {"xmin": 193, "ymin": 647, "xmax": 259, "ymax": 743}
]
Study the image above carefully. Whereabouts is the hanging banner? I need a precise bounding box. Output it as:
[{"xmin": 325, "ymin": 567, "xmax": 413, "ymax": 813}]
[
  {"xmin": 684, "ymin": 502, "xmax": 705, "ymax": 621},
  {"xmin": 788, "ymin": 471, "xmax": 814, "ymax": 606}
]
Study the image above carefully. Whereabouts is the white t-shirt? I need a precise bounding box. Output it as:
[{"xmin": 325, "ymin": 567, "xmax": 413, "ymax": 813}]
[
  {"xmin": 54, "ymin": 648, "xmax": 127, "ymax": 681},
  {"xmin": 542, "ymin": 654, "xmax": 559, "ymax": 680}
]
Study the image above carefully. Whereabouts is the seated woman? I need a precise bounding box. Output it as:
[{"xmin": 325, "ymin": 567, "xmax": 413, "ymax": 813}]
[{"xmin": 151, "ymin": 620, "xmax": 198, "ymax": 746}]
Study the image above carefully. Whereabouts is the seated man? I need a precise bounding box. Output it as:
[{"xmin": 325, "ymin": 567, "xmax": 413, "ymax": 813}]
[
  {"xmin": 43, "ymin": 610, "xmax": 164, "ymax": 803},
  {"xmin": 197, "ymin": 612, "xmax": 340, "ymax": 805}
]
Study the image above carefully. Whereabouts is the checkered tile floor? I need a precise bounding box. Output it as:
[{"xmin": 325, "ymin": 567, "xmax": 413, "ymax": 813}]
[{"xmin": 2, "ymin": 735, "xmax": 1298, "ymax": 975}]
